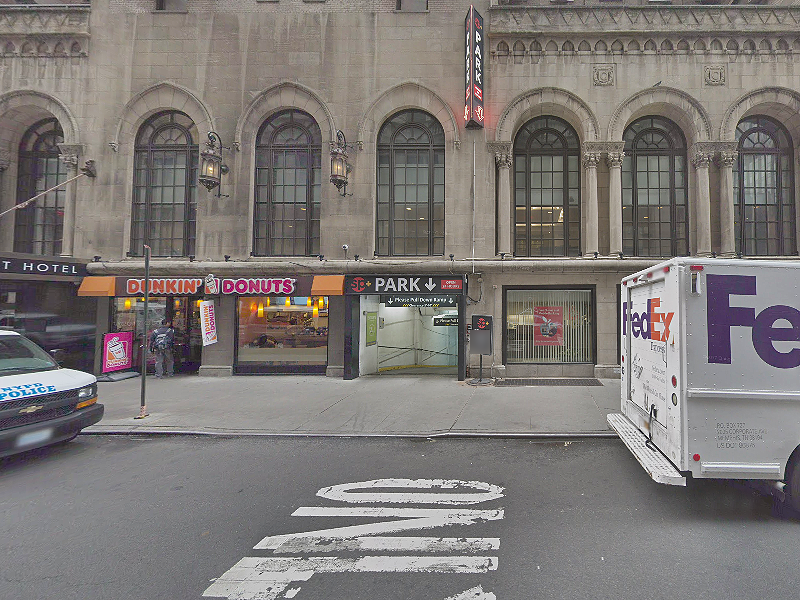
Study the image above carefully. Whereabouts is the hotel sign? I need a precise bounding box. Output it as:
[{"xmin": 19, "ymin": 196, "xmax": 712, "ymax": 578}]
[{"xmin": 464, "ymin": 5, "xmax": 484, "ymax": 129}]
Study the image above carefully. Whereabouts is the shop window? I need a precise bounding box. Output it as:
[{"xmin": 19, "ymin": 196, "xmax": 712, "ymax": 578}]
[
  {"xmin": 733, "ymin": 116, "xmax": 796, "ymax": 256},
  {"xmin": 621, "ymin": 116, "xmax": 688, "ymax": 257},
  {"xmin": 14, "ymin": 118, "xmax": 67, "ymax": 256},
  {"xmin": 253, "ymin": 109, "xmax": 322, "ymax": 257},
  {"xmin": 376, "ymin": 109, "xmax": 445, "ymax": 256},
  {"xmin": 236, "ymin": 296, "xmax": 328, "ymax": 372},
  {"xmin": 513, "ymin": 116, "xmax": 580, "ymax": 257},
  {"xmin": 396, "ymin": 0, "xmax": 428, "ymax": 11},
  {"xmin": 505, "ymin": 288, "xmax": 594, "ymax": 364},
  {"xmin": 155, "ymin": 0, "xmax": 187, "ymax": 10},
  {"xmin": 130, "ymin": 111, "xmax": 198, "ymax": 258}
]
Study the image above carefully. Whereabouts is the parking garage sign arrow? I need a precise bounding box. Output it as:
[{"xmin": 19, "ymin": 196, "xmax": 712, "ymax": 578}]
[{"xmin": 425, "ymin": 278, "xmax": 436, "ymax": 291}]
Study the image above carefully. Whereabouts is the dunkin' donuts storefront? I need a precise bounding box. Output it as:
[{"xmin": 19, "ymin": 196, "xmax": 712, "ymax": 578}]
[{"xmin": 79, "ymin": 274, "xmax": 344, "ymax": 376}]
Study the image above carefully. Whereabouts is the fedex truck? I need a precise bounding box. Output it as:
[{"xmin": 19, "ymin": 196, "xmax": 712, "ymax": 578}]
[{"xmin": 608, "ymin": 258, "xmax": 800, "ymax": 511}]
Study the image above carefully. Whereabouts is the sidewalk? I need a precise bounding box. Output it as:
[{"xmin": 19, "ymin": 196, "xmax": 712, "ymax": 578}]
[{"xmin": 86, "ymin": 374, "xmax": 620, "ymax": 438}]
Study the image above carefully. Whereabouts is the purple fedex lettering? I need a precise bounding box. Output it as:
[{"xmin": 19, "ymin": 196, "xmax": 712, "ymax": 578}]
[{"xmin": 707, "ymin": 274, "xmax": 800, "ymax": 369}]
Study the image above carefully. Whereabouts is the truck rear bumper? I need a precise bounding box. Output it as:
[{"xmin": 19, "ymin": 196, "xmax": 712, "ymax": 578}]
[{"xmin": 607, "ymin": 413, "xmax": 686, "ymax": 486}]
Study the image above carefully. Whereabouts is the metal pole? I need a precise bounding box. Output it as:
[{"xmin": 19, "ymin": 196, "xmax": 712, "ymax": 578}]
[
  {"xmin": 135, "ymin": 245, "xmax": 151, "ymax": 419},
  {"xmin": 0, "ymin": 160, "xmax": 95, "ymax": 220}
]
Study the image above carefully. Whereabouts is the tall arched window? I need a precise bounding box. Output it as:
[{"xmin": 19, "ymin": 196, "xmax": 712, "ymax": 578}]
[
  {"xmin": 253, "ymin": 109, "xmax": 321, "ymax": 256},
  {"xmin": 131, "ymin": 110, "xmax": 198, "ymax": 257},
  {"xmin": 14, "ymin": 118, "xmax": 66, "ymax": 255},
  {"xmin": 622, "ymin": 116, "xmax": 688, "ymax": 257},
  {"xmin": 513, "ymin": 116, "xmax": 580, "ymax": 257},
  {"xmin": 376, "ymin": 109, "xmax": 445, "ymax": 256},
  {"xmin": 734, "ymin": 116, "xmax": 796, "ymax": 256}
]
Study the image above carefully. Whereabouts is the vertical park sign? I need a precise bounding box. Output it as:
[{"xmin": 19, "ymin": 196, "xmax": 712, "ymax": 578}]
[{"xmin": 464, "ymin": 5, "xmax": 484, "ymax": 129}]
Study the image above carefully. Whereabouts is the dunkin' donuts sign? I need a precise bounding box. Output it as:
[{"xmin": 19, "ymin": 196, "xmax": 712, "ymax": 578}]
[{"xmin": 120, "ymin": 277, "xmax": 298, "ymax": 296}]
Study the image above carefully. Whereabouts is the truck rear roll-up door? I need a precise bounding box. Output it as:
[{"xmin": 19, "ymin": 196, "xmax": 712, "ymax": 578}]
[{"xmin": 607, "ymin": 414, "xmax": 686, "ymax": 486}]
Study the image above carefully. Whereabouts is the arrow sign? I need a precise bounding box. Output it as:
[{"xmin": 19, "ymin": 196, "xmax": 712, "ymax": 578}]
[{"xmin": 425, "ymin": 277, "xmax": 436, "ymax": 291}]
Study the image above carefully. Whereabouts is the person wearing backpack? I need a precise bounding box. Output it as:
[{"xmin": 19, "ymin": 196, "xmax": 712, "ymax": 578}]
[{"xmin": 149, "ymin": 319, "xmax": 175, "ymax": 378}]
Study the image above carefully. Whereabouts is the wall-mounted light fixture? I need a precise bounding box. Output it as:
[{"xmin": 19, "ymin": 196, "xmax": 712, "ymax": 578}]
[
  {"xmin": 198, "ymin": 131, "xmax": 230, "ymax": 197},
  {"xmin": 93, "ymin": 255, "xmax": 101, "ymax": 262},
  {"xmin": 330, "ymin": 130, "xmax": 353, "ymax": 197},
  {"xmin": 224, "ymin": 255, "xmax": 231, "ymax": 262}
]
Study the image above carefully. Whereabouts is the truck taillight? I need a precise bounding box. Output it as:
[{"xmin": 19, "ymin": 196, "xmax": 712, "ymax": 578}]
[
  {"xmin": 663, "ymin": 266, "xmax": 670, "ymax": 273},
  {"xmin": 690, "ymin": 265, "xmax": 704, "ymax": 272},
  {"xmin": 621, "ymin": 355, "xmax": 625, "ymax": 363},
  {"xmin": 647, "ymin": 272, "xmax": 653, "ymax": 278},
  {"xmin": 671, "ymin": 375, "xmax": 677, "ymax": 387},
  {"xmin": 693, "ymin": 454, "xmax": 701, "ymax": 462}
]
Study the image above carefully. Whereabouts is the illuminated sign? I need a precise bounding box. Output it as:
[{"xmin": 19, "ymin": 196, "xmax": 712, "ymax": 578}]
[
  {"xmin": 382, "ymin": 295, "xmax": 457, "ymax": 307},
  {"xmin": 464, "ymin": 5, "xmax": 484, "ymax": 129},
  {"xmin": 345, "ymin": 275, "xmax": 466, "ymax": 295}
]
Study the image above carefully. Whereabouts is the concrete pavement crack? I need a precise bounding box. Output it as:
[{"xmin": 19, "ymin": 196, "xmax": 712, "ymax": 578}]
[
  {"xmin": 293, "ymin": 389, "xmax": 361, "ymax": 431},
  {"xmin": 447, "ymin": 385, "xmax": 478, "ymax": 432}
]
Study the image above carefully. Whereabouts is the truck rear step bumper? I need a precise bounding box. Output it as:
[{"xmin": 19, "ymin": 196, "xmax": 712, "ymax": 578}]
[{"xmin": 607, "ymin": 413, "xmax": 686, "ymax": 486}]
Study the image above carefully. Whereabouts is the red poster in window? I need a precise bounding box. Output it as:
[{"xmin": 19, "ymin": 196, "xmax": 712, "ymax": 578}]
[{"xmin": 534, "ymin": 306, "xmax": 563, "ymax": 346}]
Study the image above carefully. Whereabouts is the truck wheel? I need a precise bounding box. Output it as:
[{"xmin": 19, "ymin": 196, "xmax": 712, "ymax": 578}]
[{"xmin": 784, "ymin": 451, "xmax": 800, "ymax": 515}]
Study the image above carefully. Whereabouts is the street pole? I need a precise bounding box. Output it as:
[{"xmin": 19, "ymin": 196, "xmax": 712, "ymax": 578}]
[{"xmin": 135, "ymin": 244, "xmax": 151, "ymax": 419}]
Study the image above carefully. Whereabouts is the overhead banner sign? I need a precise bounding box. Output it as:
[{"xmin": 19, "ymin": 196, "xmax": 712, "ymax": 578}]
[
  {"xmin": 345, "ymin": 275, "xmax": 465, "ymax": 295},
  {"xmin": 199, "ymin": 300, "xmax": 218, "ymax": 346},
  {"xmin": 381, "ymin": 295, "xmax": 457, "ymax": 308},
  {"xmin": 464, "ymin": 5, "xmax": 484, "ymax": 129}
]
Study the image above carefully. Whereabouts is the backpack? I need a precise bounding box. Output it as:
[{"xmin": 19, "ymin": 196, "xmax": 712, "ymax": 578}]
[{"xmin": 154, "ymin": 331, "xmax": 170, "ymax": 351}]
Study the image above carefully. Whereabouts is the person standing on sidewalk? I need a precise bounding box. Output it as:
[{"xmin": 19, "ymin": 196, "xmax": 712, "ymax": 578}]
[{"xmin": 149, "ymin": 319, "xmax": 175, "ymax": 378}]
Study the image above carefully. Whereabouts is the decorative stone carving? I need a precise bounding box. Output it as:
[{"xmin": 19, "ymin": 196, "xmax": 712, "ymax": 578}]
[
  {"xmin": 593, "ymin": 64, "xmax": 615, "ymax": 86},
  {"xmin": 704, "ymin": 65, "xmax": 725, "ymax": 86},
  {"xmin": 487, "ymin": 142, "xmax": 512, "ymax": 169},
  {"xmin": 108, "ymin": 141, "xmax": 119, "ymax": 153},
  {"xmin": 0, "ymin": 7, "xmax": 90, "ymax": 58},
  {"xmin": 691, "ymin": 151, "xmax": 713, "ymax": 169},
  {"xmin": 57, "ymin": 143, "xmax": 83, "ymax": 169},
  {"xmin": 607, "ymin": 152, "xmax": 625, "ymax": 168},
  {"xmin": 582, "ymin": 152, "xmax": 601, "ymax": 169},
  {"xmin": 0, "ymin": 148, "xmax": 10, "ymax": 172}
]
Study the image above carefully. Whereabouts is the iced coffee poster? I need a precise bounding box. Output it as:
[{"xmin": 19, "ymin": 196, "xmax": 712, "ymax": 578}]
[
  {"xmin": 534, "ymin": 306, "xmax": 564, "ymax": 346},
  {"xmin": 102, "ymin": 331, "xmax": 134, "ymax": 372}
]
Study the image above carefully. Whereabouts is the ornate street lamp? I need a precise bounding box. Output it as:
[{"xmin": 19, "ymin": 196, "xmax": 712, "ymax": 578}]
[
  {"xmin": 199, "ymin": 131, "xmax": 229, "ymax": 197},
  {"xmin": 330, "ymin": 129, "xmax": 352, "ymax": 197}
]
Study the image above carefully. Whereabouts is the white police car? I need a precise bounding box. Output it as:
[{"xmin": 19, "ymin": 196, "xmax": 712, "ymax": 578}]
[{"xmin": 0, "ymin": 330, "xmax": 103, "ymax": 458}]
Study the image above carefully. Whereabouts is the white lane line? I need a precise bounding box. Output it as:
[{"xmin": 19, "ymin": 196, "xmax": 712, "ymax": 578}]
[
  {"xmin": 444, "ymin": 585, "xmax": 497, "ymax": 600},
  {"xmin": 272, "ymin": 536, "xmax": 500, "ymax": 554},
  {"xmin": 316, "ymin": 479, "xmax": 505, "ymax": 505},
  {"xmin": 255, "ymin": 507, "xmax": 504, "ymax": 550}
]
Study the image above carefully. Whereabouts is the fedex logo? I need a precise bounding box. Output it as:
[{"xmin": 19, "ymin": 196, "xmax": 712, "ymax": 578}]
[
  {"xmin": 623, "ymin": 298, "xmax": 674, "ymax": 342},
  {"xmin": 708, "ymin": 274, "xmax": 800, "ymax": 369}
]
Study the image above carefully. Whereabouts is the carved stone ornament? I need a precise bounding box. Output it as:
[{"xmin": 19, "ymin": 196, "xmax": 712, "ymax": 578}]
[
  {"xmin": 0, "ymin": 148, "xmax": 10, "ymax": 171},
  {"xmin": 487, "ymin": 142, "xmax": 512, "ymax": 169},
  {"xmin": 704, "ymin": 65, "xmax": 726, "ymax": 86},
  {"xmin": 582, "ymin": 152, "xmax": 601, "ymax": 169},
  {"xmin": 606, "ymin": 151, "xmax": 625, "ymax": 168},
  {"xmin": 57, "ymin": 143, "xmax": 84, "ymax": 169},
  {"xmin": 593, "ymin": 64, "xmax": 615, "ymax": 87}
]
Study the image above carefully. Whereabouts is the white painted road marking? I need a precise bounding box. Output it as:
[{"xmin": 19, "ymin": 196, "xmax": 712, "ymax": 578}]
[
  {"xmin": 203, "ymin": 479, "xmax": 504, "ymax": 600},
  {"xmin": 272, "ymin": 536, "xmax": 500, "ymax": 554},
  {"xmin": 316, "ymin": 478, "xmax": 504, "ymax": 505}
]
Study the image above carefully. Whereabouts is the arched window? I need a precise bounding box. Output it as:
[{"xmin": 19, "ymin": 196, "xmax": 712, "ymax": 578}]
[
  {"xmin": 734, "ymin": 116, "xmax": 796, "ymax": 256},
  {"xmin": 513, "ymin": 116, "xmax": 580, "ymax": 257},
  {"xmin": 622, "ymin": 116, "xmax": 688, "ymax": 257},
  {"xmin": 253, "ymin": 109, "xmax": 321, "ymax": 256},
  {"xmin": 131, "ymin": 110, "xmax": 198, "ymax": 257},
  {"xmin": 14, "ymin": 118, "xmax": 66, "ymax": 255},
  {"xmin": 376, "ymin": 110, "xmax": 445, "ymax": 256}
]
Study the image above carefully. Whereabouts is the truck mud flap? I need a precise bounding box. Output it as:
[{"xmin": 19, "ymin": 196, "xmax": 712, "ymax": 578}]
[{"xmin": 607, "ymin": 413, "xmax": 686, "ymax": 486}]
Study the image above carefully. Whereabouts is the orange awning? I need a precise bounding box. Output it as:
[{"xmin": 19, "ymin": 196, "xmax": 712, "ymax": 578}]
[
  {"xmin": 77, "ymin": 276, "xmax": 116, "ymax": 297},
  {"xmin": 310, "ymin": 275, "xmax": 344, "ymax": 296}
]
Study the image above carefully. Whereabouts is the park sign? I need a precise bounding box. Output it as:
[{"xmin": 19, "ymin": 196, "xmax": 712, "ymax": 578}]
[
  {"xmin": 345, "ymin": 275, "xmax": 465, "ymax": 295},
  {"xmin": 464, "ymin": 5, "xmax": 484, "ymax": 129}
]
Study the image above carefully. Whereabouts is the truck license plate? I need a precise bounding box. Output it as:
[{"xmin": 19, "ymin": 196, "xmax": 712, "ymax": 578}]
[{"xmin": 15, "ymin": 428, "xmax": 53, "ymax": 448}]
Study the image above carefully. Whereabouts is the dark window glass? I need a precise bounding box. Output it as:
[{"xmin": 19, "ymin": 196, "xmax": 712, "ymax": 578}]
[
  {"xmin": 513, "ymin": 116, "xmax": 580, "ymax": 257},
  {"xmin": 733, "ymin": 116, "xmax": 796, "ymax": 256},
  {"xmin": 253, "ymin": 110, "xmax": 321, "ymax": 257},
  {"xmin": 131, "ymin": 111, "xmax": 198, "ymax": 258},
  {"xmin": 621, "ymin": 116, "xmax": 688, "ymax": 257},
  {"xmin": 14, "ymin": 118, "xmax": 66, "ymax": 255},
  {"xmin": 376, "ymin": 110, "xmax": 445, "ymax": 256}
]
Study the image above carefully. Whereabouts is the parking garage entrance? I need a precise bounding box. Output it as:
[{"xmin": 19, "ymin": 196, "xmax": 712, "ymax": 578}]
[{"xmin": 343, "ymin": 275, "xmax": 466, "ymax": 380}]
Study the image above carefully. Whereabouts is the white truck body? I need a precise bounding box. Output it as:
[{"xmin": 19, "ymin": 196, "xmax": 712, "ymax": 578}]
[{"xmin": 608, "ymin": 258, "xmax": 800, "ymax": 490}]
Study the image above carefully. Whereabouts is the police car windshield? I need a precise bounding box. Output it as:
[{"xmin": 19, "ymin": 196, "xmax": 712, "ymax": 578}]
[{"xmin": 0, "ymin": 336, "xmax": 59, "ymax": 375}]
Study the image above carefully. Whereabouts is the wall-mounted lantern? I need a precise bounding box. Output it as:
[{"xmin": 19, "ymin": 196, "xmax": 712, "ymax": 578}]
[
  {"xmin": 330, "ymin": 130, "xmax": 352, "ymax": 197},
  {"xmin": 199, "ymin": 131, "xmax": 230, "ymax": 197}
]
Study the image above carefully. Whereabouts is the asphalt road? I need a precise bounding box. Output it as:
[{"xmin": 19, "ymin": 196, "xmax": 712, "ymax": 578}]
[{"xmin": 1, "ymin": 435, "xmax": 798, "ymax": 600}]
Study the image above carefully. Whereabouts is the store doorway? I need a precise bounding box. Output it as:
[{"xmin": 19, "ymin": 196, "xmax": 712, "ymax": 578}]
[
  {"xmin": 358, "ymin": 295, "xmax": 458, "ymax": 376},
  {"xmin": 112, "ymin": 295, "xmax": 202, "ymax": 374}
]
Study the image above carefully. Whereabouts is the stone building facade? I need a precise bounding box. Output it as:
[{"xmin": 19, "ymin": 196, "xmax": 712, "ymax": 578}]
[{"xmin": 0, "ymin": 0, "xmax": 798, "ymax": 378}]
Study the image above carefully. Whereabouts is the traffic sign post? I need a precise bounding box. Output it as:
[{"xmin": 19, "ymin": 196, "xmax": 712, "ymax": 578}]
[{"xmin": 470, "ymin": 314, "xmax": 493, "ymax": 384}]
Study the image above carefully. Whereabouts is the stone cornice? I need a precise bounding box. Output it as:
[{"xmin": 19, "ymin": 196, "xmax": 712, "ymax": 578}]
[
  {"xmin": 489, "ymin": 6, "xmax": 800, "ymax": 36},
  {"xmin": 0, "ymin": 6, "xmax": 90, "ymax": 37}
]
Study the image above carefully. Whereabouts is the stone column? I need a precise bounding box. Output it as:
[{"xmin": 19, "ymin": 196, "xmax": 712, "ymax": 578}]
[
  {"xmin": 58, "ymin": 144, "xmax": 83, "ymax": 257},
  {"xmin": 0, "ymin": 149, "xmax": 10, "ymax": 252},
  {"xmin": 489, "ymin": 142, "xmax": 513, "ymax": 255},
  {"xmin": 717, "ymin": 149, "xmax": 738, "ymax": 255},
  {"xmin": 692, "ymin": 146, "xmax": 713, "ymax": 255},
  {"xmin": 607, "ymin": 150, "xmax": 625, "ymax": 256},
  {"xmin": 582, "ymin": 151, "xmax": 600, "ymax": 256}
]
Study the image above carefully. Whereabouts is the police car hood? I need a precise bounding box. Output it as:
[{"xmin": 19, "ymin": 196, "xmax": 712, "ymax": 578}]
[{"xmin": 0, "ymin": 368, "xmax": 96, "ymax": 402}]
